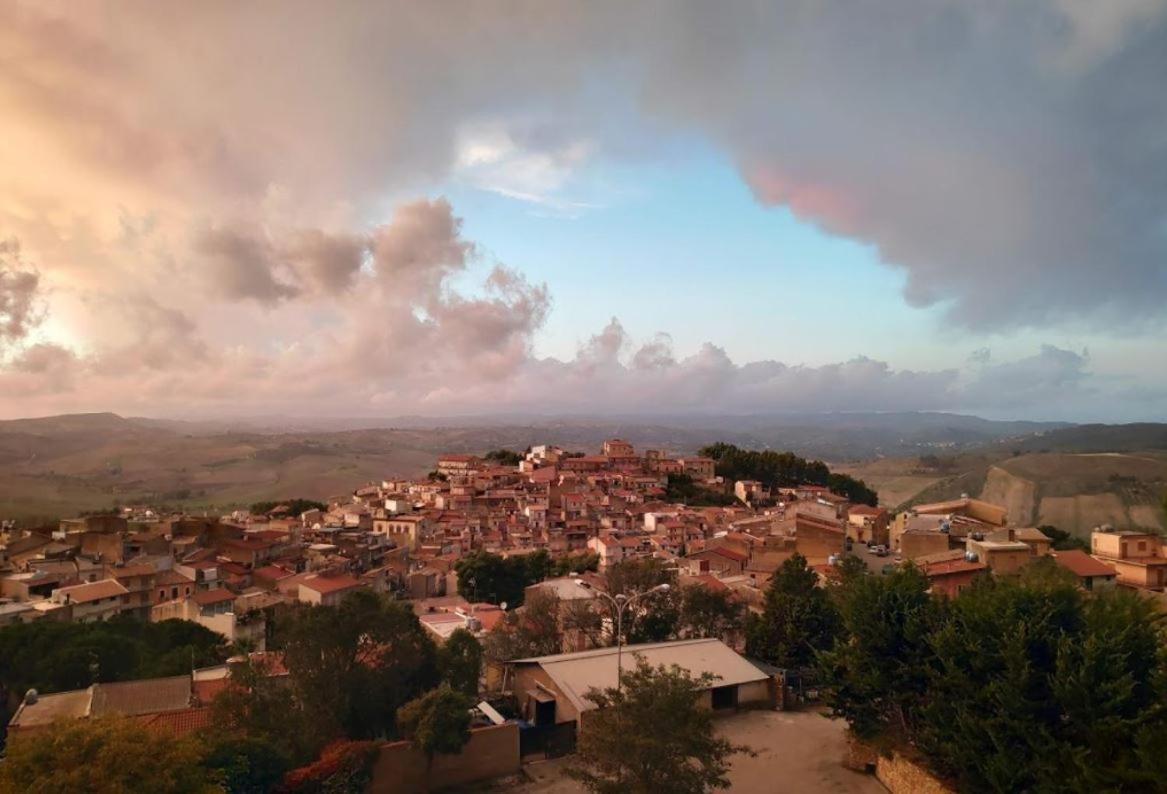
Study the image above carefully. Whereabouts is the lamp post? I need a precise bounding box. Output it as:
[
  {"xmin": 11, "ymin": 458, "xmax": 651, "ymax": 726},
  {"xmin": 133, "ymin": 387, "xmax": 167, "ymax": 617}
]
[{"xmin": 575, "ymin": 580, "xmax": 670, "ymax": 693}]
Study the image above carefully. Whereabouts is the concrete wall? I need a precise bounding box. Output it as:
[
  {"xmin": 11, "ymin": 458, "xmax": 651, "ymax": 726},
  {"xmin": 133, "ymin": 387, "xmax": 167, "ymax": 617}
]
[
  {"xmin": 900, "ymin": 532, "xmax": 950, "ymax": 560},
  {"xmin": 736, "ymin": 679, "xmax": 772, "ymax": 707},
  {"xmin": 367, "ymin": 723, "xmax": 519, "ymax": 794},
  {"xmin": 875, "ymin": 751, "xmax": 955, "ymax": 794}
]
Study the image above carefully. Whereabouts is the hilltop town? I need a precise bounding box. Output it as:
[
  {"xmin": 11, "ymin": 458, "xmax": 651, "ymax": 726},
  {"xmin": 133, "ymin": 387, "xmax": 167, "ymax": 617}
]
[
  {"xmin": 0, "ymin": 438, "xmax": 1163, "ymax": 792},
  {"xmin": 1, "ymin": 437, "xmax": 1138, "ymax": 636}
]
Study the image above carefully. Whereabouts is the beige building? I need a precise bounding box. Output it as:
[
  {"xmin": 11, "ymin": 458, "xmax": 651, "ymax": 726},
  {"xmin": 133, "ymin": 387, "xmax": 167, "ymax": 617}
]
[
  {"xmin": 50, "ymin": 579, "xmax": 128, "ymax": 623},
  {"xmin": 1091, "ymin": 530, "xmax": 1167, "ymax": 590},
  {"xmin": 899, "ymin": 529, "xmax": 952, "ymax": 561},
  {"xmin": 965, "ymin": 529, "xmax": 1035, "ymax": 574},
  {"xmin": 373, "ymin": 515, "xmax": 429, "ymax": 550},
  {"xmin": 297, "ymin": 573, "xmax": 365, "ymax": 606},
  {"xmin": 508, "ymin": 638, "xmax": 777, "ymax": 730},
  {"xmin": 678, "ymin": 457, "xmax": 716, "ymax": 481},
  {"xmin": 906, "ymin": 497, "xmax": 1008, "ymax": 527}
]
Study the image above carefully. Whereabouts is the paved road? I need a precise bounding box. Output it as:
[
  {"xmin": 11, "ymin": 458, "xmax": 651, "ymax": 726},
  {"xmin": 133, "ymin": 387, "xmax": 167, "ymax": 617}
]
[{"xmin": 509, "ymin": 709, "xmax": 886, "ymax": 794}]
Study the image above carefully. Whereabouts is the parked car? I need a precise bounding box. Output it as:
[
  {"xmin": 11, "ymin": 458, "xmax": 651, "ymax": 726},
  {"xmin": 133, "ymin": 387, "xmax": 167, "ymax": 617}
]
[{"xmin": 872, "ymin": 545, "xmax": 889, "ymax": 557}]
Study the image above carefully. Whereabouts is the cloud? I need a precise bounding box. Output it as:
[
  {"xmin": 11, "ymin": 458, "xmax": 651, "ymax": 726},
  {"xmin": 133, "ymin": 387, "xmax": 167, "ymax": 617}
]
[
  {"xmin": 194, "ymin": 224, "xmax": 299, "ymax": 305},
  {"xmin": 1, "ymin": 2, "xmax": 1166, "ymax": 421},
  {"xmin": 961, "ymin": 344, "xmax": 1092, "ymax": 411},
  {"xmin": 4, "ymin": 1, "xmax": 1162, "ymax": 329},
  {"xmin": 370, "ymin": 198, "xmax": 475, "ymax": 302},
  {"xmin": 0, "ymin": 241, "xmax": 43, "ymax": 350},
  {"xmin": 284, "ymin": 229, "xmax": 368, "ymax": 295}
]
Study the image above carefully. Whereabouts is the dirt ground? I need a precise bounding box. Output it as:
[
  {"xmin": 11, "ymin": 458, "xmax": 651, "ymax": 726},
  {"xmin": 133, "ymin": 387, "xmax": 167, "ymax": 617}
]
[{"xmin": 504, "ymin": 709, "xmax": 885, "ymax": 794}]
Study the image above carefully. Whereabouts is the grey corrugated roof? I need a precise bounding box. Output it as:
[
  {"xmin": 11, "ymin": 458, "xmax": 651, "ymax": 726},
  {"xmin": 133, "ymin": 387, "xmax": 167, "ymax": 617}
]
[
  {"xmin": 91, "ymin": 675, "xmax": 192, "ymax": 716},
  {"xmin": 514, "ymin": 638, "xmax": 770, "ymax": 714}
]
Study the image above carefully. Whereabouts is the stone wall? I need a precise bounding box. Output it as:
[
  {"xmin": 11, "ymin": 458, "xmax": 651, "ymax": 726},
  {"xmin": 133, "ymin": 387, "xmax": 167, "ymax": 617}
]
[
  {"xmin": 367, "ymin": 723, "xmax": 519, "ymax": 793},
  {"xmin": 875, "ymin": 750, "xmax": 955, "ymax": 794}
]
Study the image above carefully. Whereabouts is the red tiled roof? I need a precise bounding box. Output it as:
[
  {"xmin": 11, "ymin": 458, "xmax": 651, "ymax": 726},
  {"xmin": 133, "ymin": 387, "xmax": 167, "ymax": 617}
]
[
  {"xmin": 135, "ymin": 707, "xmax": 213, "ymax": 738},
  {"xmin": 191, "ymin": 588, "xmax": 235, "ymax": 606},
  {"xmin": 300, "ymin": 573, "xmax": 364, "ymax": 594},
  {"xmin": 710, "ymin": 546, "xmax": 748, "ymax": 563},
  {"xmin": 921, "ymin": 559, "xmax": 987, "ymax": 577},
  {"xmin": 155, "ymin": 569, "xmax": 195, "ymax": 586},
  {"xmin": 192, "ymin": 677, "xmax": 229, "ymax": 703},
  {"xmin": 253, "ymin": 564, "xmax": 294, "ymax": 581},
  {"xmin": 55, "ymin": 578, "xmax": 129, "ymax": 603},
  {"xmin": 693, "ymin": 574, "xmax": 730, "ymax": 592},
  {"xmin": 1053, "ymin": 550, "xmax": 1118, "ymax": 579}
]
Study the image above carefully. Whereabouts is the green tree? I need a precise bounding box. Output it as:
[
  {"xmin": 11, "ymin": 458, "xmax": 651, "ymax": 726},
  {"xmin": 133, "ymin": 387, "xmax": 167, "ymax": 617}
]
[
  {"xmin": 819, "ymin": 563, "xmax": 937, "ymax": 739},
  {"xmin": 678, "ymin": 585, "xmax": 744, "ymax": 646},
  {"xmin": 567, "ymin": 659, "xmax": 750, "ymax": 793},
  {"xmin": 483, "ymin": 588, "xmax": 563, "ymax": 662},
  {"xmin": 249, "ymin": 498, "xmax": 326, "ymax": 516},
  {"xmin": 664, "ymin": 473, "xmax": 738, "ymax": 506},
  {"xmin": 210, "ymin": 654, "xmax": 320, "ymax": 765},
  {"xmin": 455, "ymin": 550, "xmax": 548, "ymax": 607},
  {"xmin": 1038, "ymin": 524, "xmax": 1088, "ymax": 551},
  {"xmin": 203, "ymin": 734, "xmax": 291, "ymax": 794},
  {"xmin": 0, "ymin": 617, "xmax": 226, "ymax": 728},
  {"xmin": 398, "ymin": 684, "xmax": 474, "ymax": 765},
  {"xmin": 483, "ymin": 448, "xmax": 524, "ymax": 466},
  {"xmin": 279, "ymin": 590, "xmax": 438, "ymax": 741},
  {"xmin": 605, "ymin": 559, "xmax": 680, "ymax": 643},
  {"xmin": 745, "ymin": 553, "xmax": 839, "ymax": 670},
  {"xmin": 698, "ymin": 443, "xmax": 878, "ymax": 506},
  {"xmin": 551, "ymin": 551, "xmax": 601, "ymax": 577},
  {"xmin": 438, "ymin": 628, "xmax": 483, "ymax": 698},
  {"xmin": 0, "ymin": 715, "xmax": 216, "ymax": 794},
  {"xmin": 915, "ymin": 567, "xmax": 1167, "ymax": 792}
]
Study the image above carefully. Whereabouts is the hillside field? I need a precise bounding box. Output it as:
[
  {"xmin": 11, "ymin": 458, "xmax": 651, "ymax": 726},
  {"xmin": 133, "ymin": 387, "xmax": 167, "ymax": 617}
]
[{"xmin": 843, "ymin": 450, "xmax": 1167, "ymax": 538}]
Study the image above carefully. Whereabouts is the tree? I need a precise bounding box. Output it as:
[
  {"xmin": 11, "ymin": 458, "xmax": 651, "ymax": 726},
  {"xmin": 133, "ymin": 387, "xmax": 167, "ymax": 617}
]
[
  {"xmin": 483, "ymin": 588, "xmax": 563, "ymax": 662},
  {"xmin": 454, "ymin": 550, "xmax": 547, "ymax": 607},
  {"xmin": 819, "ymin": 563, "xmax": 937, "ymax": 740},
  {"xmin": 278, "ymin": 590, "xmax": 438, "ymax": 741},
  {"xmin": 210, "ymin": 654, "xmax": 320, "ymax": 765},
  {"xmin": 551, "ymin": 551, "xmax": 601, "ymax": 577},
  {"xmin": 567, "ymin": 659, "xmax": 750, "ymax": 793},
  {"xmin": 438, "ymin": 628, "xmax": 483, "ymax": 698},
  {"xmin": 745, "ymin": 553, "xmax": 839, "ymax": 670},
  {"xmin": 605, "ymin": 558, "xmax": 680, "ymax": 644},
  {"xmin": 203, "ymin": 735, "xmax": 291, "ymax": 794},
  {"xmin": 915, "ymin": 569, "xmax": 1166, "ymax": 792},
  {"xmin": 698, "ymin": 443, "xmax": 878, "ymax": 506},
  {"xmin": 679, "ymin": 585, "xmax": 745, "ymax": 646},
  {"xmin": 249, "ymin": 498, "xmax": 326, "ymax": 517},
  {"xmin": 665, "ymin": 473, "xmax": 737, "ymax": 507},
  {"xmin": 280, "ymin": 740, "xmax": 380, "ymax": 794},
  {"xmin": 483, "ymin": 448, "xmax": 524, "ymax": 466},
  {"xmin": 0, "ymin": 616, "xmax": 226, "ymax": 728},
  {"xmin": 0, "ymin": 715, "xmax": 216, "ymax": 794},
  {"xmin": 398, "ymin": 684, "xmax": 473, "ymax": 764},
  {"xmin": 1038, "ymin": 524, "xmax": 1087, "ymax": 551}
]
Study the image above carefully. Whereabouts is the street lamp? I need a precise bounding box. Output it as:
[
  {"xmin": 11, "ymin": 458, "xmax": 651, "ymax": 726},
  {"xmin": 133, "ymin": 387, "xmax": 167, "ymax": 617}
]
[{"xmin": 575, "ymin": 579, "xmax": 670, "ymax": 693}]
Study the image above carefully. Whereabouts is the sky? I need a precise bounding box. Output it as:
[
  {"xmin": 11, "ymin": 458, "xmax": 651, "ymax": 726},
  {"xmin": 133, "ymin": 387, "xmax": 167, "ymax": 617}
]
[{"xmin": 1, "ymin": 1, "xmax": 1165, "ymax": 423}]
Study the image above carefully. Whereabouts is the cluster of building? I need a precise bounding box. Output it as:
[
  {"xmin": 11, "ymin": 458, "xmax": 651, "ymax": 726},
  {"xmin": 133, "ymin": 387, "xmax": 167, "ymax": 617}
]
[
  {"xmin": 0, "ymin": 440, "xmax": 844, "ymax": 643},
  {"xmin": 882, "ymin": 495, "xmax": 1161, "ymax": 597},
  {"xmin": 3, "ymin": 438, "xmax": 1160, "ymax": 742}
]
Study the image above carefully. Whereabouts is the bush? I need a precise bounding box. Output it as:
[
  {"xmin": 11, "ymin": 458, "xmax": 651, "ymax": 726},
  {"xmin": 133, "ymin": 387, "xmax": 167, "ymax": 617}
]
[{"xmin": 280, "ymin": 740, "xmax": 379, "ymax": 794}]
